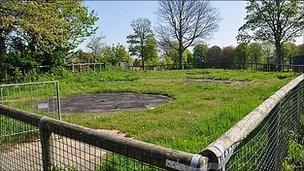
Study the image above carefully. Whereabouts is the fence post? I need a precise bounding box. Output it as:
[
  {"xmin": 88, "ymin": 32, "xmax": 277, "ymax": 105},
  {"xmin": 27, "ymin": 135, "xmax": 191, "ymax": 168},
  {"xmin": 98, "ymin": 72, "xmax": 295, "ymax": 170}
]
[
  {"xmin": 0, "ymin": 87, "xmax": 3, "ymax": 104},
  {"xmin": 40, "ymin": 127, "xmax": 52, "ymax": 171},
  {"xmin": 72, "ymin": 64, "xmax": 75, "ymax": 73},
  {"xmin": 55, "ymin": 82, "xmax": 61, "ymax": 120}
]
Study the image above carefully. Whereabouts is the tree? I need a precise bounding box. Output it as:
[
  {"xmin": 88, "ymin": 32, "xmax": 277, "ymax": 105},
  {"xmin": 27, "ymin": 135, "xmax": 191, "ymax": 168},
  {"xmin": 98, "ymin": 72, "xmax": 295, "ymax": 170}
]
[
  {"xmin": 102, "ymin": 44, "xmax": 132, "ymax": 66},
  {"xmin": 156, "ymin": 0, "xmax": 220, "ymax": 69},
  {"xmin": 205, "ymin": 46, "xmax": 222, "ymax": 67},
  {"xmin": 248, "ymin": 43, "xmax": 263, "ymax": 64},
  {"xmin": 221, "ymin": 46, "xmax": 235, "ymax": 68},
  {"xmin": 183, "ymin": 49, "xmax": 194, "ymax": 68},
  {"xmin": 86, "ymin": 35, "xmax": 106, "ymax": 62},
  {"xmin": 161, "ymin": 41, "xmax": 192, "ymax": 68},
  {"xmin": 126, "ymin": 18, "xmax": 157, "ymax": 70},
  {"xmin": 282, "ymin": 42, "xmax": 298, "ymax": 64},
  {"xmin": 237, "ymin": 0, "xmax": 304, "ymax": 70},
  {"xmin": 193, "ymin": 44, "xmax": 208, "ymax": 68},
  {"xmin": 0, "ymin": 0, "xmax": 98, "ymax": 64},
  {"xmin": 234, "ymin": 43, "xmax": 249, "ymax": 69},
  {"xmin": 261, "ymin": 42, "xmax": 275, "ymax": 64},
  {"xmin": 142, "ymin": 38, "xmax": 159, "ymax": 66},
  {"xmin": 293, "ymin": 45, "xmax": 304, "ymax": 65}
]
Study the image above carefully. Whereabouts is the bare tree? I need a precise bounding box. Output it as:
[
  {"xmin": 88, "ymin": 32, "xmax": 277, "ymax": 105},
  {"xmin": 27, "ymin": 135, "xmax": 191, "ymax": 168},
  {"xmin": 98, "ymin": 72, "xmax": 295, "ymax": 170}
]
[{"xmin": 156, "ymin": 0, "xmax": 220, "ymax": 69}]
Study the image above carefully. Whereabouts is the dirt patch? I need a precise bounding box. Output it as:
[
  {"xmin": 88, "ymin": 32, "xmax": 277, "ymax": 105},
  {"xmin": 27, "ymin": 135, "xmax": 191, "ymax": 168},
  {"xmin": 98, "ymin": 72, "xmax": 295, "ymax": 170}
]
[
  {"xmin": 187, "ymin": 78, "xmax": 251, "ymax": 85},
  {"xmin": 0, "ymin": 130, "xmax": 128, "ymax": 170},
  {"xmin": 38, "ymin": 93, "xmax": 173, "ymax": 114}
]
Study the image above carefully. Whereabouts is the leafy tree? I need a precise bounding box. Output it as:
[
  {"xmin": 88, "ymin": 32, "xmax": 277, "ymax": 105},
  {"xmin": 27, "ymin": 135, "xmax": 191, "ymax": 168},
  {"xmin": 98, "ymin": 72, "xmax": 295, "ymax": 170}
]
[
  {"xmin": 205, "ymin": 46, "xmax": 222, "ymax": 67},
  {"xmin": 86, "ymin": 35, "xmax": 106, "ymax": 62},
  {"xmin": 69, "ymin": 49, "xmax": 92, "ymax": 63},
  {"xmin": 282, "ymin": 43, "xmax": 298, "ymax": 64},
  {"xmin": 248, "ymin": 43, "xmax": 263, "ymax": 64},
  {"xmin": 102, "ymin": 44, "xmax": 132, "ymax": 66},
  {"xmin": 142, "ymin": 37, "xmax": 159, "ymax": 66},
  {"xmin": 221, "ymin": 46, "xmax": 235, "ymax": 68},
  {"xmin": 237, "ymin": 0, "xmax": 304, "ymax": 70},
  {"xmin": 234, "ymin": 43, "xmax": 249, "ymax": 69},
  {"xmin": 193, "ymin": 44, "xmax": 208, "ymax": 68},
  {"xmin": 156, "ymin": 1, "xmax": 220, "ymax": 69},
  {"xmin": 183, "ymin": 49, "xmax": 194, "ymax": 68},
  {"xmin": 261, "ymin": 42, "xmax": 275, "ymax": 64},
  {"xmin": 293, "ymin": 45, "xmax": 304, "ymax": 65},
  {"xmin": 161, "ymin": 41, "xmax": 192, "ymax": 68},
  {"xmin": 0, "ymin": 0, "xmax": 98, "ymax": 65},
  {"xmin": 126, "ymin": 18, "xmax": 157, "ymax": 70}
]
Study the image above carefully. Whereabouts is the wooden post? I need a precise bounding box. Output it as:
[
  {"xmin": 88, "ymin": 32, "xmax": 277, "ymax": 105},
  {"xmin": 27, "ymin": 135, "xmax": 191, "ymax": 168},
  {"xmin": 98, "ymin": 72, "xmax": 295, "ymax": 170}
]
[
  {"xmin": 0, "ymin": 87, "xmax": 3, "ymax": 104},
  {"xmin": 40, "ymin": 128, "xmax": 52, "ymax": 171},
  {"xmin": 72, "ymin": 64, "xmax": 75, "ymax": 73},
  {"xmin": 55, "ymin": 82, "xmax": 61, "ymax": 120}
]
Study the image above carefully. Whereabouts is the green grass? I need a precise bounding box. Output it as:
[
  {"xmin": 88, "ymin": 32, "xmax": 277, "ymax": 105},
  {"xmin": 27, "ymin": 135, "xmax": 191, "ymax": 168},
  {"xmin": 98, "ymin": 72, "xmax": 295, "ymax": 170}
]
[
  {"xmin": 35, "ymin": 69, "xmax": 296, "ymax": 153},
  {"xmin": 2, "ymin": 69, "xmax": 297, "ymax": 153}
]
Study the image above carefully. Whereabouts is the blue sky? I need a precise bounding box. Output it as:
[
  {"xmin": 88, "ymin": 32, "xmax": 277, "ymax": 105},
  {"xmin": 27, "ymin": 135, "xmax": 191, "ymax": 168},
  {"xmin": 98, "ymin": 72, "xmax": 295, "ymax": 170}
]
[{"xmin": 78, "ymin": 1, "xmax": 302, "ymax": 51}]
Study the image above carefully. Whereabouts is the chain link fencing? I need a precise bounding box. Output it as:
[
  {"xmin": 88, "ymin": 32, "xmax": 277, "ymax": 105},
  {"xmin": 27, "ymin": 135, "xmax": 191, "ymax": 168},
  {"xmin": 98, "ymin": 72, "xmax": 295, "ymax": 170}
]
[
  {"xmin": 0, "ymin": 81, "xmax": 61, "ymax": 119},
  {"xmin": 202, "ymin": 74, "xmax": 304, "ymax": 171}
]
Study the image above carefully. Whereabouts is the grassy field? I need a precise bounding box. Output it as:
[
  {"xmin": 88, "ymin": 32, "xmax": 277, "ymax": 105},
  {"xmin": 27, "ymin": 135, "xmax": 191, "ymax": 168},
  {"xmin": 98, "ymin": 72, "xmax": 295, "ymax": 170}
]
[
  {"xmin": 34, "ymin": 69, "xmax": 295, "ymax": 153},
  {"xmin": 2, "ymin": 69, "xmax": 297, "ymax": 153}
]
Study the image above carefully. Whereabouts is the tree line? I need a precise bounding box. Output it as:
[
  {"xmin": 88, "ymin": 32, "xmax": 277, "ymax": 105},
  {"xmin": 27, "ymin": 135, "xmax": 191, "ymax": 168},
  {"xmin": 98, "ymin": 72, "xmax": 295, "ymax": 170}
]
[
  {"xmin": 0, "ymin": 0, "xmax": 304, "ymax": 82},
  {"xmin": 71, "ymin": 0, "xmax": 304, "ymax": 71}
]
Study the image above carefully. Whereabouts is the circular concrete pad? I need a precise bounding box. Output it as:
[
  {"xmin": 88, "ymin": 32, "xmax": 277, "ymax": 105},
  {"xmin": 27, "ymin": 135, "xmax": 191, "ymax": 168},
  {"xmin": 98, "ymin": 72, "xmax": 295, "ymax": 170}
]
[{"xmin": 43, "ymin": 93, "xmax": 172, "ymax": 113}]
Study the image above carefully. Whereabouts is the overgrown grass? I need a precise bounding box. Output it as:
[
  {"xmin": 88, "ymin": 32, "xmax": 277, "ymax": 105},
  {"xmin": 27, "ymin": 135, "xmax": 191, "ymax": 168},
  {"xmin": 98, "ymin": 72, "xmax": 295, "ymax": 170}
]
[{"xmin": 32, "ymin": 69, "xmax": 296, "ymax": 153}]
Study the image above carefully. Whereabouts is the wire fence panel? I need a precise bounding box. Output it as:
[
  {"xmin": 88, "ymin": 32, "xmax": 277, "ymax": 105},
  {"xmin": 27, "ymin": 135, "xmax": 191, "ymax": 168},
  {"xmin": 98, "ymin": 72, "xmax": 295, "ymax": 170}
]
[
  {"xmin": 49, "ymin": 134, "xmax": 165, "ymax": 171},
  {"xmin": 0, "ymin": 81, "xmax": 61, "ymax": 120},
  {"xmin": 0, "ymin": 114, "xmax": 42, "ymax": 170},
  {"xmin": 0, "ymin": 105, "xmax": 208, "ymax": 171},
  {"xmin": 202, "ymin": 74, "xmax": 304, "ymax": 171}
]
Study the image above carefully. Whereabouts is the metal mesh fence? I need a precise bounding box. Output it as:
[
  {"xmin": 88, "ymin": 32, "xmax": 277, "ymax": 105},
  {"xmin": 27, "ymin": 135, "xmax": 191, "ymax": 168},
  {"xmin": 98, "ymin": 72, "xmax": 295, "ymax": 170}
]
[
  {"xmin": 0, "ymin": 114, "xmax": 42, "ymax": 170},
  {"xmin": 49, "ymin": 134, "xmax": 165, "ymax": 171},
  {"xmin": 0, "ymin": 105, "xmax": 207, "ymax": 171},
  {"xmin": 202, "ymin": 74, "xmax": 304, "ymax": 171},
  {"xmin": 0, "ymin": 81, "xmax": 61, "ymax": 119},
  {"xmin": 226, "ymin": 84, "xmax": 303, "ymax": 170}
]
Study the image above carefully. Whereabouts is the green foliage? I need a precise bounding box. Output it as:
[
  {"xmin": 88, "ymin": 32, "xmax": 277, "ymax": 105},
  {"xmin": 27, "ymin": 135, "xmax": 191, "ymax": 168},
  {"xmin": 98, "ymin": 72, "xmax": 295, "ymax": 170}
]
[
  {"xmin": 284, "ymin": 119, "xmax": 304, "ymax": 171},
  {"xmin": 220, "ymin": 46, "xmax": 235, "ymax": 68},
  {"xmin": 86, "ymin": 35, "xmax": 106, "ymax": 62},
  {"xmin": 261, "ymin": 42, "xmax": 275, "ymax": 64},
  {"xmin": 234, "ymin": 43, "xmax": 249, "ymax": 69},
  {"xmin": 293, "ymin": 44, "xmax": 304, "ymax": 65},
  {"xmin": 205, "ymin": 46, "xmax": 222, "ymax": 67},
  {"xmin": 102, "ymin": 44, "xmax": 132, "ymax": 66},
  {"xmin": 0, "ymin": 0, "xmax": 98, "ymax": 78},
  {"xmin": 282, "ymin": 43, "xmax": 298, "ymax": 65},
  {"xmin": 237, "ymin": 0, "xmax": 304, "ymax": 67},
  {"xmin": 0, "ymin": 53, "xmax": 39, "ymax": 83},
  {"xmin": 127, "ymin": 18, "xmax": 158, "ymax": 69},
  {"xmin": 193, "ymin": 44, "xmax": 208, "ymax": 68},
  {"xmin": 161, "ymin": 41, "xmax": 192, "ymax": 68},
  {"xmin": 69, "ymin": 49, "xmax": 92, "ymax": 63},
  {"xmin": 142, "ymin": 38, "xmax": 159, "ymax": 66},
  {"xmin": 248, "ymin": 43, "xmax": 263, "ymax": 64}
]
